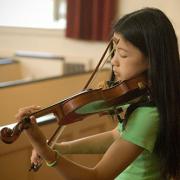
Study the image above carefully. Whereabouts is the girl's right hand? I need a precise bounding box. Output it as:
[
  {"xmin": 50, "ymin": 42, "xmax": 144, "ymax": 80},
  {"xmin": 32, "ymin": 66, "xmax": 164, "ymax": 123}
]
[{"xmin": 31, "ymin": 148, "xmax": 43, "ymax": 166}]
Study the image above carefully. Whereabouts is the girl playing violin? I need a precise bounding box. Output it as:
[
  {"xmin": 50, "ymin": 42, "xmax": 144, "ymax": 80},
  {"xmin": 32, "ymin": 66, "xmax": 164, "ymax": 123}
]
[{"xmin": 15, "ymin": 8, "xmax": 180, "ymax": 180}]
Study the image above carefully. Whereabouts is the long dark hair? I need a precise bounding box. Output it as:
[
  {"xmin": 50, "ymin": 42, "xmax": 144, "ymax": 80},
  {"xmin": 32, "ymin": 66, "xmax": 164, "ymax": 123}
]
[{"xmin": 113, "ymin": 8, "xmax": 180, "ymax": 179}]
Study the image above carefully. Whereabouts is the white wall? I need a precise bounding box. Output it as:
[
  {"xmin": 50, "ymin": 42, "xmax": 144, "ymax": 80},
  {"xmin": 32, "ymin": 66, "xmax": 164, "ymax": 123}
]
[
  {"xmin": 117, "ymin": 0, "xmax": 180, "ymax": 37},
  {"xmin": 0, "ymin": 0, "xmax": 179, "ymax": 67},
  {"xmin": 0, "ymin": 27, "xmax": 107, "ymax": 69}
]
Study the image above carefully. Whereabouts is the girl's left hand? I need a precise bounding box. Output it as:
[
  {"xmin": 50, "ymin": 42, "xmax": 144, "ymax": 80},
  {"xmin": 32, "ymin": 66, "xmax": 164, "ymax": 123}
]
[{"xmin": 15, "ymin": 105, "xmax": 42, "ymax": 124}]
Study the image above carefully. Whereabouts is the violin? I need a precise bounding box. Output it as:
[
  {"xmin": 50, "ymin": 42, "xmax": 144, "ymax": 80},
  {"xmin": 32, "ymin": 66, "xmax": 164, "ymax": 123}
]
[
  {"xmin": 0, "ymin": 39, "xmax": 150, "ymax": 171},
  {"xmin": 0, "ymin": 73, "xmax": 148, "ymax": 143}
]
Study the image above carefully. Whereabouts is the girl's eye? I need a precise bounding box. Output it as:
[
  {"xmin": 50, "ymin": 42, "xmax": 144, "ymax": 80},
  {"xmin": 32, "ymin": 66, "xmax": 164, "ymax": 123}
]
[
  {"xmin": 112, "ymin": 43, "xmax": 128, "ymax": 58},
  {"xmin": 113, "ymin": 46, "xmax": 128, "ymax": 58},
  {"xmin": 119, "ymin": 54, "xmax": 127, "ymax": 58},
  {"xmin": 115, "ymin": 50, "xmax": 127, "ymax": 58}
]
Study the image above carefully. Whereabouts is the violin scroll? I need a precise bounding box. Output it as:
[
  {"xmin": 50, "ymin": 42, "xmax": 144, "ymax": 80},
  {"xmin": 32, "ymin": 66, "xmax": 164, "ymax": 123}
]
[{"xmin": 0, "ymin": 116, "xmax": 31, "ymax": 144}]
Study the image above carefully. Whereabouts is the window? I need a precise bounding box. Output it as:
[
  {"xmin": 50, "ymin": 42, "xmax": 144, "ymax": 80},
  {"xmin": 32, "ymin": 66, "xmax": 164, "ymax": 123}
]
[{"xmin": 0, "ymin": 0, "xmax": 66, "ymax": 29}]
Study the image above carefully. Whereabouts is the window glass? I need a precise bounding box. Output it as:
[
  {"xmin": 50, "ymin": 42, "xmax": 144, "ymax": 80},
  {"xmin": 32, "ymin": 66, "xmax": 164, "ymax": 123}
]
[{"xmin": 0, "ymin": 0, "xmax": 66, "ymax": 29}]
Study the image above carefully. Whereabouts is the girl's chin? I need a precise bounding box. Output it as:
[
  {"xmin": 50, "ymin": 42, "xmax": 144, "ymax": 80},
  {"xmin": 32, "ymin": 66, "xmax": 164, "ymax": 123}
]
[
  {"xmin": 115, "ymin": 77, "xmax": 122, "ymax": 82},
  {"xmin": 115, "ymin": 74, "xmax": 122, "ymax": 81}
]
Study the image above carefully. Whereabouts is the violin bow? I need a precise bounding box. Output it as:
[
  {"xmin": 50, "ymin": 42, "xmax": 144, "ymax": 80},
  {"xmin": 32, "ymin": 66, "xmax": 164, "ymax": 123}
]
[
  {"xmin": 30, "ymin": 38, "xmax": 114, "ymax": 171},
  {"xmin": 83, "ymin": 38, "xmax": 114, "ymax": 90}
]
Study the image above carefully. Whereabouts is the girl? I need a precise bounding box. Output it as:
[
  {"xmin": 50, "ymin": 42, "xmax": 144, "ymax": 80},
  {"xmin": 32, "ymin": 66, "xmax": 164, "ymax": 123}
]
[{"xmin": 16, "ymin": 8, "xmax": 180, "ymax": 179}]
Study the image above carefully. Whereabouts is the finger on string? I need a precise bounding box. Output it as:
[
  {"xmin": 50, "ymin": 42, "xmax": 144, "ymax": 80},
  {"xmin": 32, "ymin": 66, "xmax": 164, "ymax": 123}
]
[
  {"xmin": 18, "ymin": 105, "xmax": 42, "ymax": 114},
  {"xmin": 15, "ymin": 106, "xmax": 42, "ymax": 121},
  {"xmin": 30, "ymin": 116, "xmax": 37, "ymax": 124}
]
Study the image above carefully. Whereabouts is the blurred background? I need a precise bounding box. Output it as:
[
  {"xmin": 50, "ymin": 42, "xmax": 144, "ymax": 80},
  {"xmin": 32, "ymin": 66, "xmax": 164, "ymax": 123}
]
[{"xmin": 0, "ymin": 1, "xmax": 179, "ymax": 179}]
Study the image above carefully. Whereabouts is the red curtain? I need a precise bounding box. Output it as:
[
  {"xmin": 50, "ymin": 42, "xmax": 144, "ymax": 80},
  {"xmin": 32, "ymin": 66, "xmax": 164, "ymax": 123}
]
[{"xmin": 66, "ymin": 0, "xmax": 117, "ymax": 41}]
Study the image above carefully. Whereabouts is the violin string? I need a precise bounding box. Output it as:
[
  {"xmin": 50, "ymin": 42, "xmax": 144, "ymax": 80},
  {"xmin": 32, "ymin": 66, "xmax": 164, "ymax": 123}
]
[{"xmin": 87, "ymin": 47, "xmax": 115, "ymax": 88}]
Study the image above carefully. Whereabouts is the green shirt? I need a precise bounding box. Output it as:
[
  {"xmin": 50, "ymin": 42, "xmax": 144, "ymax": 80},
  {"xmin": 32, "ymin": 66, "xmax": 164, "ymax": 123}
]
[{"xmin": 115, "ymin": 106, "xmax": 161, "ymax": 180}]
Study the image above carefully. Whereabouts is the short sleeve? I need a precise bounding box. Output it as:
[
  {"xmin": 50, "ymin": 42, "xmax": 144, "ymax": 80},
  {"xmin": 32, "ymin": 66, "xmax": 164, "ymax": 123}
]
[{"xmin": 119, "ymin": 107, "xmax": 159, "ymax": 152}]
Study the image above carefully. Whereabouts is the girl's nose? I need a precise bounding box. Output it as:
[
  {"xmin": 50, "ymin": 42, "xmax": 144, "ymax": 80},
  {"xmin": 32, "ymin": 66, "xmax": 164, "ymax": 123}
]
[{"xmin": 111, "ymin": 55, "xmax": 119, "ymax": 66}]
